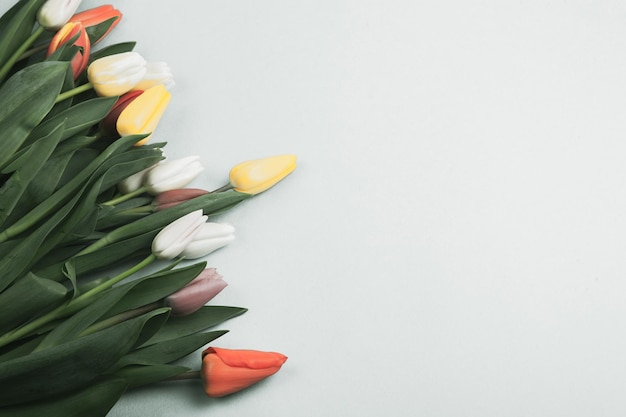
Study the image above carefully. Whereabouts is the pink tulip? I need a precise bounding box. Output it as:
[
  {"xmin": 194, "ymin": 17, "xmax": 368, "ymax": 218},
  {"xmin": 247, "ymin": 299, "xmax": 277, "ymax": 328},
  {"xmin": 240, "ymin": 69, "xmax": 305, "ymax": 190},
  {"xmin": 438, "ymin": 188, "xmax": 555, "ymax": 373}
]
[{"xmin": 165, "ymin": 268, "xmax": 227, "ymax": 316}]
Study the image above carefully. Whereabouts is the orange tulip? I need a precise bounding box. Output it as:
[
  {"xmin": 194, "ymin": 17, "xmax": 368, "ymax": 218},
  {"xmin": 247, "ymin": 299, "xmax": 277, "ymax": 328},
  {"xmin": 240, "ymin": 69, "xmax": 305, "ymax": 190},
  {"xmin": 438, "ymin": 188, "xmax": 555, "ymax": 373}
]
[
  {"xmin": 70, "ymin": 5, "xmax": 122, "ymax": 44},
  {"xmin": 201, "ymin": 347, "xmax": 287, "ymax": 397},
  {"xmin": 47, "ymin": 21, "xmax": 91, "ymax": 79}
]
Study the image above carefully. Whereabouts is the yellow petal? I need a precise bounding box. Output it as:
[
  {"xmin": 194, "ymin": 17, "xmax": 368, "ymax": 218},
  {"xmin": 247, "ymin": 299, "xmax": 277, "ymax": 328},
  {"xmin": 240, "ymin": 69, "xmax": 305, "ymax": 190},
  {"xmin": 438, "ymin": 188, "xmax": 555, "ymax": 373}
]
[
  {"xmin": 116, "ymin": 84, "xmax": 171, "ymax": 146},
  {"xmin": 229, "ymin": 154, "xmax": 297, "ymax": 195}
]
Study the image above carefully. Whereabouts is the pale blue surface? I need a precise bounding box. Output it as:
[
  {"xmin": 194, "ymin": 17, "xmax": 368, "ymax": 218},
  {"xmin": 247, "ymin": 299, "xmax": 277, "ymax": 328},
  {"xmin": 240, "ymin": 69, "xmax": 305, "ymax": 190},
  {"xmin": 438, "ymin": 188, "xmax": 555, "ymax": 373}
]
[{"xmin": 6, "ymin": 0, "xmax": 626, "ymax": 415}]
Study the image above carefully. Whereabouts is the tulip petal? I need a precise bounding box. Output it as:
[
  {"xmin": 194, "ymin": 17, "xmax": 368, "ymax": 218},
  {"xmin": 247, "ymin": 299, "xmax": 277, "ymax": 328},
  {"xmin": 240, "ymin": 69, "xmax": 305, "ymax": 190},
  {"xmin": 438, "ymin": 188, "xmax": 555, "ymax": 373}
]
[
  {"xmin": 229, "ymin": 154, "xmax": 297, "ymax": 195},
  {"xmin": 144, "ymin": 156, "xmax": 204, "ymax": 195},
  {"xmin": 152, "ymin": 210, "xmax": 207, "ymax": 259},
  {"xmin": 116, "ymin": 84, "xmax": 171, "ymax": 145}
]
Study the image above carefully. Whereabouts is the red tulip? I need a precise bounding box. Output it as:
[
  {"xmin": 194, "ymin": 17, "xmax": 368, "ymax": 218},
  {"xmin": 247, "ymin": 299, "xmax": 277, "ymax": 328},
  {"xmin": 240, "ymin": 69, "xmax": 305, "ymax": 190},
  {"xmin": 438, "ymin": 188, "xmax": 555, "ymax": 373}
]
[
  {"xmin": 165, "ymin": 268, "xmax": 227, "ymax": 316},
  {"xmin": 70, "ymin": 5, "xmax": 122, "ymax": 44},
  {"xmin": 154, "ymin": 188, "xmax": 209, "ymax": 211},
  {"xmin": 47, "ymin": 22, "xmax": 91, "ymax": 79},
  {"xmin": 201, "ymin": 347, "xmax": 287, "ymax": 397}
]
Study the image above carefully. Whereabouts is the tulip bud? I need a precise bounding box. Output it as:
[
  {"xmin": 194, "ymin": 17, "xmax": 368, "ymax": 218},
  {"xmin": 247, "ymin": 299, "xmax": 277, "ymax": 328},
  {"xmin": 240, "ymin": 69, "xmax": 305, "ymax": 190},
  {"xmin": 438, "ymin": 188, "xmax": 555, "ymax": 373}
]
[
  {"xmin": 117, "ymin": 164, "xmax": 153, "ymax": 194},
  {"xmin": 144, "ymin": 156, "xmax": 204, "ymax": 195},
  {"xmin": 201, "ymin": 347, "xmax": 288, "ymax": 397},
  {"xmin": 133, "ymin": 62, "xmax": 175, "ymax": 91},
  {"xmin": 70, "ymin": 4, "xmax": 122, "ymax": 44},
  {"xmin": 101, "ymin": 90, "xmax": 144, "ymax": 135},
  {"xmin": 180, "ymin": 222, "xmax": 235, "ymax": 259},
  {"xmin": 116, "ymin": 84, "xmax": 171, "ymax": 145},
  {"xmin": 47, "ymin": 22, "xmax": 90, "ymax": 80},
  {"xmin": 152, "ymin": 210, "xmax": 207, "ymax": 260},
  {"xmin": 88, "ymin": 52, "xmax": 147, "ymax": 97},
  {"xmin": 154, "ymin": 188, "xmax": 209, "ymax": 211},
  {"xmin": 37, "ymin": 0, "xmax": 82, "ymax": 30},
  {"xmin": 229, "ymin": 154, "xmax": 297, "ymax": 195},
  {"xmin": 165, "ymin": 268, "xmax": 227, "ymax": 316}
]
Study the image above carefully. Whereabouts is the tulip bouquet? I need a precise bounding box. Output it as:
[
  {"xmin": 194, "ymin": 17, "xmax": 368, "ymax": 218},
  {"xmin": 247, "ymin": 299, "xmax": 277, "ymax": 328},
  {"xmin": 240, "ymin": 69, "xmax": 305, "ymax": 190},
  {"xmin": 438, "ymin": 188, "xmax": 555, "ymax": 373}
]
[{"xmin": 0, "ymin": 0, "xmax": 295, "ymax": 415}]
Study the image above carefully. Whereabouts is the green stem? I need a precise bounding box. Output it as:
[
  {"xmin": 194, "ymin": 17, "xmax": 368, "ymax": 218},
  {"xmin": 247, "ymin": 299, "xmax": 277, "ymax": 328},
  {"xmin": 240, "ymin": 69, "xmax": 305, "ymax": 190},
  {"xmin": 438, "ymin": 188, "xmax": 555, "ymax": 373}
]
[
  {"xmin": 55, "ymin": 82, "xmax": 94, "ymax": 103},
  {"xmin": 102, "ymin": 187, "xmax": 148, "ymax": 206},
  {"xmin": 166, "ymin": 370, "xmax": 202, "ymax": 381},
  {"xmin": 0, "ymin": 254, "xmax": 156, "ymax": 349},
  {"xmin": 17, "ymin": 43, "xmax": 48, "ymax": 61},
  {"xmin": 0, "ymin": 26, "xmax": 45, "ymax": 82},
  {"xmin": 80, "ymin": 301, "xmax": 162, "ymax": 337},
  {"xmin": 211, "ymin": 183, "xmax": 233, "ymax": 193}
]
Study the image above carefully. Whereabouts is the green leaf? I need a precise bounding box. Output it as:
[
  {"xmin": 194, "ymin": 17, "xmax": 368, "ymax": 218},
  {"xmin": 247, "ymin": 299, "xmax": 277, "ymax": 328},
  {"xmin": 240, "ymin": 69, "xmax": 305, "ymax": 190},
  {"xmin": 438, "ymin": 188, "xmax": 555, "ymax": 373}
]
[
  {"xmin": 144, "ymin": 306, "xmax": 248, "ymax": 346},
  {"xmin": 0, "ymin": 0, "xmax": 46, "ymax": 70},
  {"xmin": 0, "ymin": 378, "xmax": 127, "ymax": 417},
  {"xmin": 0, "ymin": 309, "xmax": 167, "ymax": 406},
  {"xmin": 81, "ymin": 190, "xmax": 252, "ymax": 254},
  {"xmin": 0, "ymin": 135, "xmax": 142, "ymax": 243},
  {"xmin": 89, "ymin": 42, "xmax": 136, "ymax": 62},
  {"xmin": 114, "ymin": 364, "xmax": 188, "ymax": 389},
  {"xmin": 0, "ymin": 121, "xmax": 63, "ymax": 228},
  {"xmin": 117, "ymin": 330, "xmax": 227, "ymax": 368},
  {"xmin": 37, "ymin": 286, "xmax": 131, "ymax": 350},
  {"xmin": 0, "ymin": 61, "xmax": 67, "ymax": 169},
  {"xmin": 23, "ymin": 96, "xmax": 117, "ymax": 148},
  {"xmin": 85, "ymin": 16, "xmax": 119, "ymax": 45},
  {"xmin": 33, "ymin": 230, "xmax": 156, "ymax": 282},
  {"xmin": 0, "ymin": 273, "xmax": 67, "ymax": 334},
  {"xmin": 0, "ymin": 190, "xmax": 81, "ymax": 292},
  {"xmin": 104, "ymin": 262, "xmax": 206, "ymax": 318}
]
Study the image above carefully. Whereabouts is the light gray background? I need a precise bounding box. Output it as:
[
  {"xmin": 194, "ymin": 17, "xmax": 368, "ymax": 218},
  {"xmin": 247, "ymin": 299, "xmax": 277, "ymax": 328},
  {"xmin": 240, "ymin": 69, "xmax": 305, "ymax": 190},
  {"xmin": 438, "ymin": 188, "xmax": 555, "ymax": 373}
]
[{"xmin": 12, "ymin": 0, "xmax": 626, "ymax": 415}]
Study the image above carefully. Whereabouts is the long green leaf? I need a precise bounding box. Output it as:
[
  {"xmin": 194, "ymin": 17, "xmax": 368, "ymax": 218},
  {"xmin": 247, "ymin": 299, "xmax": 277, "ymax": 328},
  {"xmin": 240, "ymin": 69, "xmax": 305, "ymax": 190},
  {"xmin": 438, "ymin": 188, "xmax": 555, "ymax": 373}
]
[
  {"xmin": 22, "ymin": 96, "xmax": 117, "ymax": 148},
  {"xmin": 0, "ymin": 0, "xmax": 46, "ymax": 69},
  {"xmin": 80, "ymin": 190, "xmax": 252, "ymax": 254},
  {"xmin": 0, "ymin": 134, "xmax": 142, "ymax": 242},
  {"xmin": 116, "ymin": 330, "xmax": 228, "ymax": 368},
  {"xmin": 143, "ymin": 306, "xmax": 248, "ymax": 346},
  {"xmin": 0, "ymin": 378, "xmax": 127, "ymax": 417},
  {"xmin": 0, "ymin": 273, "xmax": 67, "ymax": 334},
  {"xmin": 113, "ymin": 364, "xmax": 189, "ymax": 389},
  {"xmin": 0, "ymin": 309, "xmax": 167, "ymax": 406},
  {"xmin": 0, "ymin": 122, "xmax": 63, "ymax": 228},
  {"xmin": 104, "ymin": 262, "xmax": 206, "ymax": 318},
  {"xmin": 0, "ymin": 61, "xmax": 67, "ymax": 169}
]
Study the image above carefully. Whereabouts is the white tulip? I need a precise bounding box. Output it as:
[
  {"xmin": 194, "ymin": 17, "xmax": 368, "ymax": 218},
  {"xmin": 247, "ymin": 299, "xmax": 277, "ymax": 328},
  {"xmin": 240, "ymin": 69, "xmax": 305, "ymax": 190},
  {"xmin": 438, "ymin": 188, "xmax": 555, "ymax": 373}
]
[
  {"xmin": 152, "ymin": 210, "xmax": 207, "ymax": 260},
  {"xmin": 144, "ymin": 156, "xmax": 204, "ymax": 195},
  {"xmin": 181, "ymin": 223, "xmax": 235, "ymax": 259}
]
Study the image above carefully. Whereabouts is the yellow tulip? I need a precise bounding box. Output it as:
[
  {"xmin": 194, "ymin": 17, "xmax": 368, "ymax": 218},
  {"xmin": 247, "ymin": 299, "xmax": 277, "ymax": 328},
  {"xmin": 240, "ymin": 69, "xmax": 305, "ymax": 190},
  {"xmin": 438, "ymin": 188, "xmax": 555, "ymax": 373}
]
[
  {"xmin": 229, "ymin": 154, "xmax": 297, "ymax": 195},
  {"xmin": 116, "ymin": 84, "xmax": 171, "ymax": 146}
]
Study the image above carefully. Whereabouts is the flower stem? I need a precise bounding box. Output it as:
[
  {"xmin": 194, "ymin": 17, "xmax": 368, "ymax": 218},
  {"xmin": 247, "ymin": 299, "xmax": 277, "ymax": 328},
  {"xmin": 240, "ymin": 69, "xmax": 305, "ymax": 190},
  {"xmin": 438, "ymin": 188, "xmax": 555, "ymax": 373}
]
[
  {"xmin": 80, "ymin": 302, "xmax": 162, "ymax": 337},
  {"xmin": 0, "ymin": 25, "xmax": 45, "ymax": 82},
  {"xmin": 56, "ymin": 82, "xmax": 94, "ymax": 103},
  {"xmin": 166, "ymin": 370, "xmax": 202, "ymax": 381},
  {"xmin": 102, "ymin": 187, "xmax": 148, "ymax": 206},
  {"xmin": 0, "ymin": 254, "xmax": 156, "ymax": 349},
  {"xmin": 18, "ymin": 43, "xmax": 48, "ymax": 61},
  {"xmin": 210, "ymin": 183, "xmax": 233, "ymax": 193}
]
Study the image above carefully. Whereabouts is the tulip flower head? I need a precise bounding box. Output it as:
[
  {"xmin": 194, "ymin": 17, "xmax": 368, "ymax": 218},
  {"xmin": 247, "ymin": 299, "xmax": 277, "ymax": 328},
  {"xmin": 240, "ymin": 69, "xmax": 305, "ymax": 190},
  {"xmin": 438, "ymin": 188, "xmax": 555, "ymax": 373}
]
[
  {"xmin": 144, "ymin": 156, "xmax": 204, "ymax": 195},
  {"xmin": 165, "ymin": 268, "xmax": 227, "ymax": 316},
  {"xmin": 88, "ymin": 52, "xmax": 147, "ymax": 97},
  {"xmin": 201, "ymin": 347, "xmax": 288, "ymax": 397},
  {"xmin": 116, "ymin": 163, "xmax": 154, "ymax": 194},
  {"xmin": 180, "ymin": 222, "xmax": 235, "ymax": 259},
  {"xmin": 116, "ymin": 84, "xmax": 171, "ymax": 145},
  {"xmin": 229, "ymin": 154, "xmax": 297, "ymax": 195},
  {"xmin": 154, "ymin": 188, "xmax": 209, "ymax": 211},
  {"xmin": 133, "ymin": 62, "xmax": 175, "ymax": 91},
  {"xmin": 70, "ymin": 4, "xmax": 122, "ymax": 44},
  {"xmin": 101, "ymin": 90, "xmax": 143, "ymax": 135},
  {"xmin": 47, "ymin": 21, "xmax": 90, "ymax": 79},
  {"xmin": 37, "ymin": 0, "xmax": 82, "ymax": 30},
  {"xmin": 152, "ymin": 210, "xmax": 207, "ymax": 260}
]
